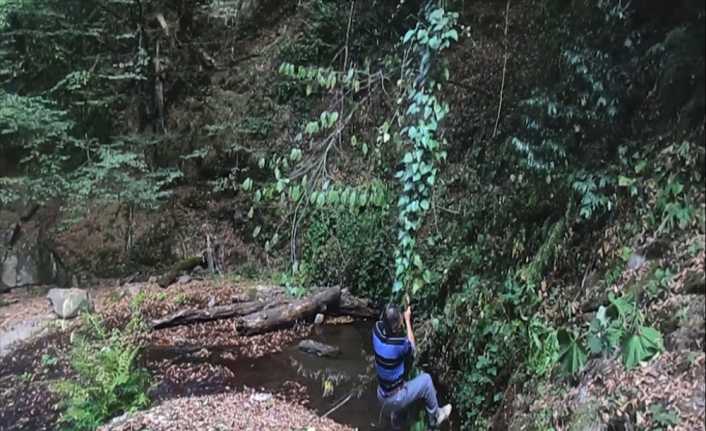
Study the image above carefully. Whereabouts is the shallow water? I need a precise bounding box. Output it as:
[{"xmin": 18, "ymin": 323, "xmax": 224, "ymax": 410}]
[{"xmin": 146, "ymin": 322, "xmax": 385, "ymax": 429}]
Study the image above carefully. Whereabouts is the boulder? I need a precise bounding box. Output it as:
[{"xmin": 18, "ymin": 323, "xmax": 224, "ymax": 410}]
[
  {"xmin": 298, "ymin": 339, "xmax": 341, "ymax": 358},
  {"xmin": 1, "ymin": 215, "xmax": 68, "ymax": 291},
  {"xmin": 47, "ymin": 288, "xmax": 92, "ymax": 319}
]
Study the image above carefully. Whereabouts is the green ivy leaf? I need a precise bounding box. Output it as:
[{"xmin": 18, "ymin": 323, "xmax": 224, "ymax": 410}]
[
  {"xmin": 290, "ymin": 185, "xmax": 302, "ymax": 202},
  {"xmin": 446, "ymin": 29, "xmax": 459, "ymax": 42},
  {"xmin": 316, "ymin": 192, "xmax": 326, "ymax": 207},
  {"xmin": 290, "ymin": 148, "xmax": 302, "ymax": 162},
  {"xmin": 412, "ymin": 278, "xmax": 424, "ymax": 294}
]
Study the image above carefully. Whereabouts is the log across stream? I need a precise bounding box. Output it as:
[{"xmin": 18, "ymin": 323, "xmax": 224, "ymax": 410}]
[{"xmin": 144, "ymin": 322, "xmax": 382, "ymax": 430}]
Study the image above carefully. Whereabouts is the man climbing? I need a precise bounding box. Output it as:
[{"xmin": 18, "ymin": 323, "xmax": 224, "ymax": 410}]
[{"xmin": 373, "ymin": 303, "xmax": 452, "ymax": 429}]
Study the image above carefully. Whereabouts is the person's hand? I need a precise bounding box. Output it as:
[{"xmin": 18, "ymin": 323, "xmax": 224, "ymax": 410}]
[{"xmin": 404, "ymin": 305, "xmax": 412, "ymax": 323}]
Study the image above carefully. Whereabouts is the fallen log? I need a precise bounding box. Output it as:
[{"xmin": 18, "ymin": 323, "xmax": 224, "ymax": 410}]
[
  {"xmin": 158, "ymin": 256, "xmax": 204, "ymax": 288},
  {"xmin": 237, "ymin": 287, "xmax": 341, "ymax": 335},
  {"xmin": 336, "ymin": 289, "xmax": 379, "ymax": 319},
  {"xmin": 150, "ymin": 300, "xmax": 265, "ymax": 330},
  {"xmin": 148, "ymin": 286, "xmax": 376, "ymax": 335}
]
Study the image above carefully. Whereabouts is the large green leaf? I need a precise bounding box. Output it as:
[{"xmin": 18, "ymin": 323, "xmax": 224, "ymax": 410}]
[
  {"xmin": 558, "ymin": 330, "xmax": 587, "ymax": 375},
  {"xmin": 638, "ymin": 326, "xmax": 664, "ymax": 354},
  {"xmin": 622, "ymin": 334, "xmax": 647, "ymax": 369},
  {"xmin": 622, "ymin": 326, "xmax": 664, "ymax": 369}
]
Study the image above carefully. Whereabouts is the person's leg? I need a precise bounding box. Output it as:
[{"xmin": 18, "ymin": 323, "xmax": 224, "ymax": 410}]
[
  {"xmin": 378, "ymin": 387, "xmax": 405, "ymax": 430},
  {"xmin": 399, "ymin": 372, "xmax": 440, "ymax": 418}
]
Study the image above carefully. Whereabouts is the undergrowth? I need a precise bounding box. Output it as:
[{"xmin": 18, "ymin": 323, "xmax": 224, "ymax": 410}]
[{"xmin": 54, "ymin": 313, "xmax": 151, "ymax": 431}]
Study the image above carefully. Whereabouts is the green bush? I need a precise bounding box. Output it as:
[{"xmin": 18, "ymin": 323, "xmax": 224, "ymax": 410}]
[
  {"xmin": 299, "ymin": 206, "xmax": 394, "ymax": 299},
  {"xmin": 55, "ymin": 314, "xmax": 151, "ymax": 431},
  {"xmin": 423, "ymin": 276, "xmax": 529, "ymax": 428}
]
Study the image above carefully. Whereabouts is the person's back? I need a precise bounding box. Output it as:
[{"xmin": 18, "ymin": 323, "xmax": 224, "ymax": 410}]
[
  {"xmin": 372, "ymin": 304, "xmax": 452, "ymax": 429},
  {"xmin": 372, "ymin": 317, "xmax": 413, "ymax": 395}
]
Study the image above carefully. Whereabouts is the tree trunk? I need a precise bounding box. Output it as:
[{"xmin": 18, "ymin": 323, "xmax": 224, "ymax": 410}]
[{"xmin": 237, "ymin": 287, "xmax": 341, "ymax": 335}]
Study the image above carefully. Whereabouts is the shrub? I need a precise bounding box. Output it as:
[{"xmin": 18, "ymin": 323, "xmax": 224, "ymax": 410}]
[
  {"xmin": 299, "ymin": 206, "xmax": 394, "ymax": 299},
  {"xmin": 55, "ymin": 314, "xmax": 151, "ymax": 431},
  {"xmin": 422, "ymin": 276, "xmax": 529, "ymax": 428}
]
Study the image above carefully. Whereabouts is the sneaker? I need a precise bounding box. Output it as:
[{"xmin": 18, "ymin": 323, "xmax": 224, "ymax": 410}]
[{"xmin": 435, "ymin": 404, "xmax": 452, "ymax": 425}]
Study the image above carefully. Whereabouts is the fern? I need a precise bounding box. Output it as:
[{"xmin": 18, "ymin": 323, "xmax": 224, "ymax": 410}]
[{"xmin": 55, "ymin": 314, "xmax": 151, "ymax": 431}]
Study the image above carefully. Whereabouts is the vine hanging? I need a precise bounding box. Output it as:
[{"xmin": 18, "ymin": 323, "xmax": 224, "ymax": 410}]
[{"xmin": 392, "ymin": 2, "xmax": 459, "ymax": 297}]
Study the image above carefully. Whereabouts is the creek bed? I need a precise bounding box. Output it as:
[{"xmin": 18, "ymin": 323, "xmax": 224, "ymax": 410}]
[{"xmin": 145, "ymin": 322, "xmax": 382, "ymax": 430}]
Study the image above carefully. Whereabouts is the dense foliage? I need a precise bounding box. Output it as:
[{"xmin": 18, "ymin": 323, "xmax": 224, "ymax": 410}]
[
  {"xmin": 0, "ymin": 0, "xmax": 180, "ymax": 210},
  {"xmin": 1, "ymin": 0, "xmax": 704, "ymax": 429}
]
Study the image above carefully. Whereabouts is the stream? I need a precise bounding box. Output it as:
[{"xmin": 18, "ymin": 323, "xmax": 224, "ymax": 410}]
[{"xmin": 145, "ymin": 322, "xmax": 383, "ymax": 430}]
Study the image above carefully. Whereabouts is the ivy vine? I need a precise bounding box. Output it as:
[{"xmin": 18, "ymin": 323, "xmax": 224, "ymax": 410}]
[{"xmin": 392, "ymin": 3, "xmax": 459, "ymax": 296}]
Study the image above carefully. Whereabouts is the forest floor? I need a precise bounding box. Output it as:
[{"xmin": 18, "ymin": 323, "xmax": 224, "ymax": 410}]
[
  {"xmin": 0, "ymin": 280, "xmax": 369, "ymax": 431},
  {"xmin": 100, "ymin": 391, "xmax": 352, "ymax": 431}
]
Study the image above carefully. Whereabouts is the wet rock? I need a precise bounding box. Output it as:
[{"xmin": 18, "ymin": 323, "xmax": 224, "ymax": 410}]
[
  {"xmin": 47, "ymin": 288, "xmax": 92, "ymax": 319},
  {"xmin": 177, "ymin": 275, "xmax": 192, "ymax": 285},
  {"xmin": 314, "ymin": 313, "xmax": 325, "ymax": 325},
  {"xmin": 298, "ymin": 340, "xmax": 341, "ymax": 358}
]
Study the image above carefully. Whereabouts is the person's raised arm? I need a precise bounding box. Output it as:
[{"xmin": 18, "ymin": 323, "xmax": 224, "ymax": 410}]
[{"xmin": 403, "ymin": 305, "xmax": 416, "ymax": 351}]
